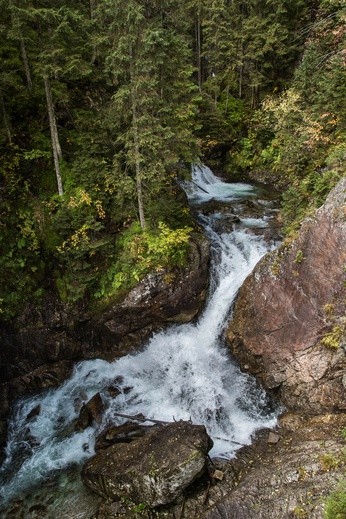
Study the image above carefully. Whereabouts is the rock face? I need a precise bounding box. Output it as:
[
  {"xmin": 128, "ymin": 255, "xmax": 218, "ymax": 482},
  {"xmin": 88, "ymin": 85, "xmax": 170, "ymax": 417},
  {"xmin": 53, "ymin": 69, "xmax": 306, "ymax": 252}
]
[
  {"xmin": 75, "ymin": 393, "xmax": 104, "ymax": 432},
  {"xmin": 201, "ymin": 413, "xmax": 346, "ymax": 519},
  {"xmin": 82, "ymin": 421, "xmax": 213, "ymax": 507},
  {"xmin": 227, "ymin": 178, "xmax": 346, "ymax": 413},
  {"xmin": 94, "ymin": 422, "xmax": 154, "ymax": 450},
  {"xmin": 75, "ymin": 414, "xmax": 346, "ymax": 519}
]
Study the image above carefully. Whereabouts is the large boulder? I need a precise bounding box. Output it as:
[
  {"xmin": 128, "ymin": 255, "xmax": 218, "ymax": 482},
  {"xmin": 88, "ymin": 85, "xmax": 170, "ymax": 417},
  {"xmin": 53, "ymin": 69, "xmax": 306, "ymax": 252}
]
[
  {"xmin": 94, "ymin": 422, "xmax": 155, "ymax": 450},
  {"xmin": 81, "ymin": 421, "xmax": 213, "ymax": 507},
  {"xmin": 227, "ymin": 178, "xmax": 346, "ymax": 413},
  {"xmin": 75, "ymin": 392, "xmax": 104, "ymax": 432}
]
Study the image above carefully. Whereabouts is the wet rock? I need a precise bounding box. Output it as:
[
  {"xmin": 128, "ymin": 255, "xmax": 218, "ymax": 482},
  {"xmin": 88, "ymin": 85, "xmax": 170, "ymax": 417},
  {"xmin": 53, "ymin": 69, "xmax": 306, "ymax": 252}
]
[
  {"xmin": 75, "ymin": 393, "xmax": 104, "ymax": 432},
  {"xmin": 267, "ymin": 432, "xmax": 280, "ymax": 444},
  {"xmin": 8, "ymin": 360, "xmax": 74, "ymax": 399},
  {"xmin": 227, "ymin": 177, "xmax": 346, "ymax": 414},
  {"xmin": 26, "ymin": 404, "xmax": 41, "ymax": 421},
  {"xmin": 87, "ymin": 414, "xmax": 346, "ymax": 519},
  {"xmin": 0, "ymin": 467, "xmax": 101, "ymax": 519},
  {"xmin": 82, "ymin": 421, "xmax": 213, "ymax": 507},
  {"xmin": 0, "ymin": 297, "xmax": 90, "ymax": 385},
  {"xmin": 0, "ymin": 384, "xmax": 10, "ymax": 462},
  {"xmin": 106, "ymin": 386, "xmax": 121, "ymax": 398},
  {"xmin": 209, "ymin": 215, "xmax": 241, "ymax": 234}
]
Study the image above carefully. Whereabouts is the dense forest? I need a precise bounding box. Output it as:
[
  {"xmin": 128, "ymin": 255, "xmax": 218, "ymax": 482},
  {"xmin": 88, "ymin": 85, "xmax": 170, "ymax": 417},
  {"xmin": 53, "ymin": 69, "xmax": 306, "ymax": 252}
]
[{"xmin": 0, "ymin": 0, "xmax": 345, "ymax": 320}]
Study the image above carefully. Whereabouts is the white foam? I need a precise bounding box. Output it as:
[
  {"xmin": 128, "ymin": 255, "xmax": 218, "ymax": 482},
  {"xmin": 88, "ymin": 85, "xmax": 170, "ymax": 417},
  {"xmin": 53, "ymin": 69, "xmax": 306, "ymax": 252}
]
[{"xmin": 181, "ymin": 164, "xmax": 256, "ymax": 204}]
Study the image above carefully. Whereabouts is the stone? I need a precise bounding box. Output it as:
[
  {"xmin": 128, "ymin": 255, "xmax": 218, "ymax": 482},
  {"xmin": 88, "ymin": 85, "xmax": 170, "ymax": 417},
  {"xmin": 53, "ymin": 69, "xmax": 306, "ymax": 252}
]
[
  {"xmin": 8, "ymin": 360, "xmax": 74, "ymax": 398},
  {"xmin": 75, "ymin": 393, "xmax": 104, "ymax": 432},
  {"xmin": 226, "ymin": 177, "xmax": 346, "ymax": 414},
  {"xmin": 212, "ymin": 470, "xmax": 224, "ymax": 481},
  {"xmin": 106, "ymin": 385, "xmax": 121, "ymax": 398},
  {"xmin": 267, "ymin": 432, "xmax": 280, "ymax": 444},
  {"xmin": 26, "ymin": 404, "xmax": 41, "ymax": 421},
  {"xmin": 82, "ymin": 421, "xmax": 213, "ymax": 507}
]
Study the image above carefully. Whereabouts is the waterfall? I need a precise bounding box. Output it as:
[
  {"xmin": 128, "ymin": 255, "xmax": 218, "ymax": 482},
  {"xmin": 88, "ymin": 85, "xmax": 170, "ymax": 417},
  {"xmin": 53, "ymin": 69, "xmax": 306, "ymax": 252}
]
[{"xmin": 0, "ymin": 165, "xmax": 280, "ymax": 508}]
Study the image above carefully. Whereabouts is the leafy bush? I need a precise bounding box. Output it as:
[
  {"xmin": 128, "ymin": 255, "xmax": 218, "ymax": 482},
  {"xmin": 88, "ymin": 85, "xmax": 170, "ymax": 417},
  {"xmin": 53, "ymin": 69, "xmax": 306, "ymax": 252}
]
[
  {"xmin": 0, "ymin": 202, "xmax": 45, "ymax": 319},
  {"xmin": 95, "ymin": 222, "xmax": 193, "ymax": 300}
]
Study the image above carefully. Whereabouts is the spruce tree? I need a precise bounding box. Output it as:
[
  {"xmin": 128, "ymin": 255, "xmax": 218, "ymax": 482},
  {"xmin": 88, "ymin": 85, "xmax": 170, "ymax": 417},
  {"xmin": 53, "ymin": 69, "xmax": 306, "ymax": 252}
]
[
  {"xmin": 4, "ymin": 0, "xmax": 93, "ymax": 195},
  {"xmin": 202, "ymin": 0, "xmax": 310, "ymax": 107},
  {"xmin": 97, "ymin": 0, "xmax": 198, "ymax": 230}
]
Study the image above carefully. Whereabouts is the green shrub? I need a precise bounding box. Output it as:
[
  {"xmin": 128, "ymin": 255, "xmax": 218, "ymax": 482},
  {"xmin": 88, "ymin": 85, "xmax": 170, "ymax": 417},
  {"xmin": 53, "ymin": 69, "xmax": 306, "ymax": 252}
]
[
  {"xmin": 95, "ymin": 222, "xmax": 193, "ymax": 300},
  {"xmin": 325, "ymin": 480, "xmax": 346, "ymax": 519}
]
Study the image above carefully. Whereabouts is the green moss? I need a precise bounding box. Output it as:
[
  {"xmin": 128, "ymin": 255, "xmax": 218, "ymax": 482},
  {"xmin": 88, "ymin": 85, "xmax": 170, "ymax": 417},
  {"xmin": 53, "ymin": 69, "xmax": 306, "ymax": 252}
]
[
  {"xmin": 320, "ymin": 453, "xmax": 342, "ymax": 472},
  {"xmin": 270, "ymin": 256, "xmax": 282, "ymax": 277},
  {"xmin": 131, "ymin": 501, "xmax": 150, "ymax": 514},
  {"xmin": 323, "ymin": 303, "xmax": 335, "ymax": 317},
  {"xmin": 293, "ymin": 507, "xmax": 308, "ymax": 518},
  {"xmin": 297, "ymin": 466, "xmax": 308, "ymax": 481}
]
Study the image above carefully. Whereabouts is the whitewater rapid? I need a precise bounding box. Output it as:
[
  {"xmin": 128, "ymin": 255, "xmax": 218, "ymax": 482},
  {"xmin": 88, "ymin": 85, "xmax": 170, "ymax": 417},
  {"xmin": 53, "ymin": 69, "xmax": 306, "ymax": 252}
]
[{"xmin": 0, "ymin": 164, "xmax": 280, "ymax": 507}]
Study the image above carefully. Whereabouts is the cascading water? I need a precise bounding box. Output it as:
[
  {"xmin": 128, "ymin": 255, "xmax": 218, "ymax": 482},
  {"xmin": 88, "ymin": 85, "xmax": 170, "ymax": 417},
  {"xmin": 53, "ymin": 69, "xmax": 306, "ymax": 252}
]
[{"xmin": 0, "ymin": 165, "xmax": 280, "ymax": 511}]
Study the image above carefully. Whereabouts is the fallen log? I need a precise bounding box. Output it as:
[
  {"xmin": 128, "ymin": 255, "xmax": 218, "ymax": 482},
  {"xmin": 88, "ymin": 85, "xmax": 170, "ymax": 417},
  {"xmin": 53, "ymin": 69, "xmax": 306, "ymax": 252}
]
[{"xmin": 112, "ymin": 412, "xmax": 170, "ymax": 425}]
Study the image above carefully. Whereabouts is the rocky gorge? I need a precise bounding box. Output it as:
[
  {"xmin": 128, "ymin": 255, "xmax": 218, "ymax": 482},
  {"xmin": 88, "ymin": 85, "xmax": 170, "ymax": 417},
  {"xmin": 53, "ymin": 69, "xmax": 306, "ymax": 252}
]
[
  {"xmin": 0, "ymin": 234, "xmax": 210, "ymax": 461},
  {"xmin": 0, "ymin": 171, "xmax": 345, "ymax": 518}
]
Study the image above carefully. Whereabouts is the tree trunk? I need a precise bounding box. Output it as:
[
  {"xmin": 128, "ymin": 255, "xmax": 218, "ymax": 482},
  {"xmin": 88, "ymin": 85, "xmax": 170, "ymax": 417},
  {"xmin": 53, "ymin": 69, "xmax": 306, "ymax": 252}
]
[
  {"xmin": 44, "ymin": 75, "xmax": 63, "ymax": 196},
  {"xmin": 196, "ymin": 1, "xmax": 202, "ymax": 93},
  {"xmin": 52, "ymin": 105, "xmax": 62, "ymax": 160},
  {"xmin": 238, "ymin": 39, "xmax": 244, "ymax": 99},
  {"xmin": 0, "ymin": 94, "xmax": 12, "ymax": 144},
  {"xmin": 224, "ymin": 85, "xmax": 230, "ymax": 115},
  {"xmin": 130, "ymin": 61, "xmax": 146, "ymax": 230},
  {"xmin": 133, "ymin": 111, "xmax": 146, "ymax": 231},
  {"xmin": 238, "ymin": 63, "xmax": 243, "ymax": 99},
  {"xmin": 20, "ymin": 37, "xmax": 32, "ymax": 91},
  {"xmin": 89, "ymin": 0, "xmax": 96, "ymax": 19},
  {"xmin": 89, "ymin": 0, "xmax": 99, "ymax": 62}
]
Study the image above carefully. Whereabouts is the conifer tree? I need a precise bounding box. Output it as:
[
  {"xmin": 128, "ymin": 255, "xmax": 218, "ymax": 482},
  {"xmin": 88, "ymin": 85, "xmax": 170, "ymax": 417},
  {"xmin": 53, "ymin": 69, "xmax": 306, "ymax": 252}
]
[
  {"xmin": 97, "ymin": 0, "xmax": 198, "ymax": 230},
  {"xmin": 3, "ymin": 0, "xmax": 92, "ymax": 195},
  {"xmin": 202, "ymin": 0, "xmax": 310, "ymax": 107}
]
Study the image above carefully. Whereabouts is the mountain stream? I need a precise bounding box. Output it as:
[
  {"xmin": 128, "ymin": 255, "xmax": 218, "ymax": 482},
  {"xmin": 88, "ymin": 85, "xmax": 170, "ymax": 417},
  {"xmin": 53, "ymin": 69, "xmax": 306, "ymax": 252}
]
[{"xmin": 0, "ymin": 165, "xmax": 281, "ymax": 513}]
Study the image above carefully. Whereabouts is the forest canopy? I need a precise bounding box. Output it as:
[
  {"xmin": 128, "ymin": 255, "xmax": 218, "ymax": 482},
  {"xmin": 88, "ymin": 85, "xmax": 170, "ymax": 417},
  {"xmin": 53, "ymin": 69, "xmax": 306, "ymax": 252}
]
[{"xmin": 0, "ymin": 0, "xmax": 345, "ymax": 318}]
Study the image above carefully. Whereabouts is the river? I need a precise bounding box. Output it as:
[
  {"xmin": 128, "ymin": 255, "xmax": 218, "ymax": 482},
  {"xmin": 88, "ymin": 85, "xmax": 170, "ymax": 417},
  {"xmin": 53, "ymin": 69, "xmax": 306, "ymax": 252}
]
[{"xmin": 0, "ymin": 165, "xmax": 281, "ymax": 515}]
